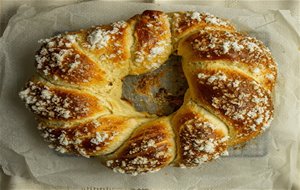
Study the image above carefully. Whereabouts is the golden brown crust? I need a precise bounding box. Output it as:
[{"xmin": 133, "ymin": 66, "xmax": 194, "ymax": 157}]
[
  {"xmin": 179, "ymin": 29, "xmax": 277, "ymax": 91},
  {"xmin": 172, "ymin": 99, "xmax": 229, "ymax": 167},
  {"xmin": 19, "ymin": 77, "xmax": 108, "ymax": 121},
  {"xmin": 103, "ymin": 117, "xmax": 175, "ymax": 175},
  {"xmin": 19, "ymin": 10, "xmax": 277, "ymax": 175},
  {"xmin": 36, "ymin": 34, "xmax": 108, "ymax": 86},
  {"xmin": 76, "ymin": 20, "xmax": 133, "ymax": 72},
  {"xmin": 130, "ymin": 10, "xmax": 172, "ymax": 74},
  {"xmin": 82, "ymin": 21, "xmax": 132, "ymax": 63},
  {"xmin": 187, "ymin": 69, "xmax": 273, "ymax": 145},
  {"xmin": 175, "ymin": 119, "xmax": 228, "ymax": 167},
  {"xmin": 169, "ymin": 11, "xmax": 236, "ymax": 47},
  {"xmin": 37, "ymin": 115, "xmax": 140, "ymax": 157}
]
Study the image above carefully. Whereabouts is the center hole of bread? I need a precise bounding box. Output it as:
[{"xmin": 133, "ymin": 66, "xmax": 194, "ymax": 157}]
[{"xmin": 121, "ymin": 55, "xmax": 188, "ymax": 116}]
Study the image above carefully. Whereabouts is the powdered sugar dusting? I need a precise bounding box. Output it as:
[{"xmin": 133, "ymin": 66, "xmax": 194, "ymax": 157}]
[
  {"xmin": 196, "ymin": 70, "xmax": 273, "ymax": 139},
  {"xmin": 105, "ymin": 123, "xmax": 173, "ymax": 175},
  {"xmin": 150, "ymin": 46, "xmax": 165, "ymax": 56},
  {"xmin": 190, "ymin": 12, "xmax": 201, "ymax": 21},
  {"xmin": 178, "ymin": 119, "xmax": 229, "ymax": 167},
  {"xmin": 90, "ymin": 132, "xmax": 109, "ymax": 145},
  {"xmin": 133, "ymin": 11, "xmax": 171, "ymax": 71},
  {"xmin": 88, "ymin": 30, "xmax": 111, "ymax": 49},
  {"xmin": 190, "ymin": 29, "xmax": 277, "ymax": 90},
  {"xmin": 65, "ymin": 35, "xmax": 77, "ymax": 43},
  {"xmin": 172, "ymin": 11, "xmax": 233, "ymax": 38},
  {"xmin": 34, "ymin": 34, "xmax": 98, "ymax": 84},
  {"xmin": 19, "ymin": 81, "xmax": 92, "ymax": 120},
  {"xmin": 189, "ymin": 12, "xmax": 230, "ymax": 26},
  {"xmin": 37, "ymin": 117, "xmax": 122, "ymax": 157},
  {"xmin": 87, "ymin": 21, "xmax": 127, "ymax": 49}
]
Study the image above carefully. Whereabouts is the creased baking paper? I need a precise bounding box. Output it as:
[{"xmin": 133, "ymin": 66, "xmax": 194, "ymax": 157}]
[{"xmin": 0, "ymin": 1, "xmax": 299, "ymax": 189}]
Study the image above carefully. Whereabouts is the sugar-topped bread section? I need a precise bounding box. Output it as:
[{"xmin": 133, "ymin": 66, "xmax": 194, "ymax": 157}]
[
  {"xmin": 129, "ymin": 10, "xmax": 172, "ymax": 75},
  {"xmin": 37, "ymin": 115, "xmax": 141, "ymax": 157},
  {"xmin": 103, "ymin": 117, "xmax": 175, "ymax": 175},
  {"xmin": 188, "ymin": 70, "xmax": 273, "ymax": 146},
  {"xmin": 168, "ymin": 11, "xmax": 236, "ymax": 47},
  {"xmin": 179, "ymin": 30, "xmax": 277, "ymax": 91},
  {"xmin": 19, "ymin": 10, "xmax": 277, "ymax": 175},
  {"xmin": 35, "ymin": 34, "xmax": 107, "ymax": 89},
  {"xmin": 19, "ymin": 76, "xmax": 108, "ymax": 121},
  {"xmin": 172, "ymin": 99, "xmax": 229, "ymax": 167},
  {"xmin": 76, "ymin": 20, "xmax": 133, "ymax": 79}
]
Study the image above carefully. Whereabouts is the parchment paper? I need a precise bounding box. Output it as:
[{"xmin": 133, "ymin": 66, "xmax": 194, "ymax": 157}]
[{"xmin": 0, "ymin": 1, "xmax": 299, "ymax": 189}]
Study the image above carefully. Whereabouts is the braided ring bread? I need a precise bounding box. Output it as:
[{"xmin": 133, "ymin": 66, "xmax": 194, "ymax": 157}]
[{"xmin": 19, "ymin": 10, "xmax": 277, "ymax": 175}]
